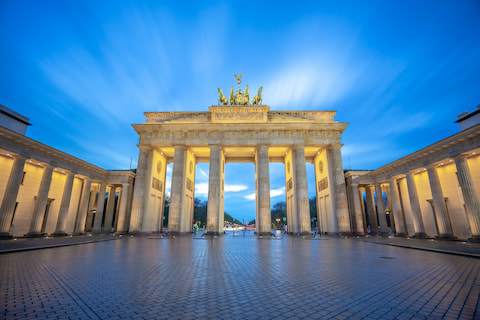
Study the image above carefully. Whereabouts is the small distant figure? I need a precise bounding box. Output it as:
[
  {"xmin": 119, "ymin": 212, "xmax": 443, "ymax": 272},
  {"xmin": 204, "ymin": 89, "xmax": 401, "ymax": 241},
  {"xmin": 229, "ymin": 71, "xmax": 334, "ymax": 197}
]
[
  {"xmin": 192, "ymin": 223, "xmax": 199, "ymax": 234},
  {"xmin": 284, "ymin": 225, "xmax": 287, "ymax": 234}
]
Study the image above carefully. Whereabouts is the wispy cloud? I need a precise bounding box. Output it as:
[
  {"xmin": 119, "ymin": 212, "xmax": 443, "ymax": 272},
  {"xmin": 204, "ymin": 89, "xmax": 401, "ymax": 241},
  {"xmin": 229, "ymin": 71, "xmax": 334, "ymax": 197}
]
[
  {"xmin": 244, "ymin": 187, "xmax": 285, "ymax": 201},
  {"xmin": 225, "ymin": 184, "xmax": 248, "ymax": 192},
  {"xmin": 195, "ymin": 182, "xmax": 209, "ymax": 196}
]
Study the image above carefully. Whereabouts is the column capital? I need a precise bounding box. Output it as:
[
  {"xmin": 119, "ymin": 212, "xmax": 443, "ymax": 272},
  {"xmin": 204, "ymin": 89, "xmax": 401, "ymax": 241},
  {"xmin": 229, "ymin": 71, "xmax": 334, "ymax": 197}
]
[
  {"xmin": 138, "ymin": 145, "xmax": 152, "ymax": 151},
  {"xmin": 329, "ymin": 144, "xmax": 343, "ymax": 150},
  {"xmin": 76, "ymin": 175, "xmax": 91, "ymax": 181},
  {"xmin": 388, "ymin": 176, "xmax": 398, "ymax": 183},
  {"xmin": 41, "ymin": 163, "xmax": 53, "ymax": 169},
  {"xmin": 56, "ymin": 168, "xmax": 75, "ymax": 175}
]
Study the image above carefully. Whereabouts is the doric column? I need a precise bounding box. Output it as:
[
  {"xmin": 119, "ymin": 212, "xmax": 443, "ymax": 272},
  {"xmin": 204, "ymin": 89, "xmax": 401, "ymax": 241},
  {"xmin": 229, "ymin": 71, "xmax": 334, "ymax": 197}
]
[
  {"xmin": 375, "ymin": 183, "xmax": 389, "ymax": 234},
  {"xmin": 169, "ymin": 147, "xmax": 187, "ymax": 233},
  {"xmin": 0, "ymin": 156, "xmax": 26, "ymax": 237},
  {"xmin": 74, "ymin": 177, "xmax": 92, "ymax": 235},
  {"xmin": 206, "ymin": 147, "xmax": 221, "ymax": 235},
  {"xmin": 455, "ymin": 156, "xmax": 480, "ymax": 239},
  {"xmin": 85, "ymin": 187, "xmax": 97, "ymax": 231},
  {"xmin": 257, "ymin": 146, "xmax": 272, "ymax": 236},
  {"xmin": 384, "ymin": 184, "xmax": 396, "ymax": 231},
  {"xmin": 295, "ymin": 146, "xmax": 311, "ymax": 235},
  {"xmin": 388, "ymin": 178, "xmax": 406, "ymax": 235},
  {"xmin": 351, "ymin": 184, "xmax": 365, "ymax": 235},
  {"xmin": 129, "ymin": 147, "xmax": 150, "ymax": 233},
  {"xmin": 330, "ymin": 146, "xmax": 351, "ymax": 233},
  {"xmin": 92, "ymin": 183, "xmax": 107, "ymax": 232},
  {"xmin": 103, "ymin": 186, "xmax": 117, "ymax": 232},
  {"xmin": 26, "ymin": 164, "xmax": 54, "ymax": 237},
  {"xmin": 53, "ymin": 171, "xmax": 75, "ymax": 236},
  {"xmin": 115, "ymin": 184, "xmax": 130, "ymax": 233},
  {"xmin": 405, "ymin": 171, "xmax": 426, "ymax": 237},
  {"xmin": 359, "ymin": 187, "xmax": 368, "ymax": 233},
  {"xmin": 365, "ymin": 185, "xmax": 378, "ymax": 234},
  {"xmin": 426, "ymin": 165, "xmax": 453, "ymax": 238}
]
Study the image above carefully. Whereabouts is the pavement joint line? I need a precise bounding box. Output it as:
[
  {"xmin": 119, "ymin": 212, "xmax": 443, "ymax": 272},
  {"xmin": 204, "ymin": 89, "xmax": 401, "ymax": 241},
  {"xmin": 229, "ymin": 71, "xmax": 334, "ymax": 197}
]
[
  {"xmin": 0, "ymin": 237, "xmax": 125, "ymax": 255},
  {"xmin": 360, "ymin": 239, "xmax": 480, "ymax": 259}
]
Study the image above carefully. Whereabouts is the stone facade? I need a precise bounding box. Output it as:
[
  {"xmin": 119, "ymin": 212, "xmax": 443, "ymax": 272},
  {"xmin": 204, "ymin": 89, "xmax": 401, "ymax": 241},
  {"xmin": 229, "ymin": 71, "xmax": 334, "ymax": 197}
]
[{"xmin": 131, "ymin": 105, "xmax": 350, "ymax": 235}]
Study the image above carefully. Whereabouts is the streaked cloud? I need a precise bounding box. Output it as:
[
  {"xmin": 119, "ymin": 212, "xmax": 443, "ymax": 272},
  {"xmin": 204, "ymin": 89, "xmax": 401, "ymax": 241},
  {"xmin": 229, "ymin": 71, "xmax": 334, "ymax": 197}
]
[
  {"xmin": 244, "ymin": 187, "xmax": 285, "ymax": 201},
  {"xmin": 225, "ymin": 184, "xmax": 248, "ymax": 192}
]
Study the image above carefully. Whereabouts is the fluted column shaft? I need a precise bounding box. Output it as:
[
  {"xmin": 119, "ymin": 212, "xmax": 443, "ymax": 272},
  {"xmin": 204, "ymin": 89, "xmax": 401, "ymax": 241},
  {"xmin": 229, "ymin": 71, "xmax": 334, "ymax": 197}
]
[
  {"xmin": 455, "ymin": 156, "xmax": 480, "ymax": 237},
  {"xmin": 257, "ymin": 146, "xmax": 272, "ymax": 236},
  {"xmin": 365, "ymin": 185, "xmax": 378, "ymax": 234},
  {"xmin": 27, "ymin": 165, "xmax": 54, "ymax": 236},
  {"xmin": 359, "ymin": 187, "xmax": 368, "ymax": 233},
  {"xmin": 116, "ymin": 184, "xmax": 130, "ymax": 233},
  {"xmin": 129, "ymin": 147, "xmax": 150, "ymax": 233},
  {"xmin": 74, "ymin": 178, "xmax": 92, "ymax": 234},
  {"xmin": 388, "ymin": 178, "xmax": 406, "ymax": 235},
  {"xmin": 330, "ymin": 146, "xmax": 350, "ymax": 233},
  {"xmin": 295, "ymin": 146, "xmax": 311, "ymax": 235},
  {"xmin": 169, "ymin": 147, "xmax": 186, "ymax": 233},
  {"xmin": 375, "ymin": 183, "xmax": 389, "ymax": 234},
  {"xmin": 206, "ymin": 147, "xmax": 221, "ymax": 235},
  {"xmin": 93, "ymin": 183, "xmax": 107, "ymax": 232},
  {"xmin": 426, "ymin": 166, "xmax": 453, "ymax": 237},
  {"xmin": 0, "ymin": 156, "xmax": 26, "ymax": 236},
  {"xmin": 351, "ymin": 184, "xmax": 364, "ymax": 235},
  {"xmin": 104, "ymin": 186, "xmax": 117, "ymax": 232},
  {"xmin": 53, "ymin": 172, "xmax": 75, "ymax": 236},
  {"xmin": 405, "ymin": 171, "xmax": 426, "ymax": 236}
]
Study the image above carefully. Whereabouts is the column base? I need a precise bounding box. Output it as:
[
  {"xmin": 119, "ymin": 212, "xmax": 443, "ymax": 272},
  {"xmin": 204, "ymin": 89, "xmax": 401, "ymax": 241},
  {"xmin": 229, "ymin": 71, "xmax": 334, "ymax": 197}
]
[
  {"xmin": 394, "ymin": 232, "xmax": 409, "ymax": 237},
  {"xmin": 257, "ymin": 232, "xmax": 275, "ymax": 238},
  {"xmin": 203, "ymin": 231, "xmax": 220, "ymax": 238},
  {"xmin": 52, "ymin": 232, "xmax": 68, "ymax": 237},
  {"xmin": 298, "ymin": 232, "xmax": 313, "ymax": 237},
  {"xmin": 72, "ymin": 232, "xmax": 85, "ymax": 236},
  {"xmin": 0, "ymin": 232, "xmax": 13, "ymax": 239},
  {"xmin": 468, "ymin": 235, "xmax": 480, "ymax": 242},
  {"xmin": 413, "ymin": 232, "xmax": 428, "ymax": 239},
  {"xmin": 24, "ymin": 232, "xmax": 46, "ymax": 238},
  {"xmin": 435, "ymin": 234, "xmax": 456, "ymax": 240}
]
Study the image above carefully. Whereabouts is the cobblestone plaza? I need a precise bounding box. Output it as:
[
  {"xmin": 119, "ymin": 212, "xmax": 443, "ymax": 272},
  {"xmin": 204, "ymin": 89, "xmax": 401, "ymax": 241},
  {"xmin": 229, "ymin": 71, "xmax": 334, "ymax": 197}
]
[{"xmin": 1, "ymin": 234, "xmax": 479, "ymax": 319}]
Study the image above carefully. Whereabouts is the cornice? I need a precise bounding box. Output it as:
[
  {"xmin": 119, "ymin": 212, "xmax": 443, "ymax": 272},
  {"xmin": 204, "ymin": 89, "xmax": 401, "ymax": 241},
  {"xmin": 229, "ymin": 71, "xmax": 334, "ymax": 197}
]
[{"xmin": 0, "ymin": 127, "xmax": 108, "ymax": 179}]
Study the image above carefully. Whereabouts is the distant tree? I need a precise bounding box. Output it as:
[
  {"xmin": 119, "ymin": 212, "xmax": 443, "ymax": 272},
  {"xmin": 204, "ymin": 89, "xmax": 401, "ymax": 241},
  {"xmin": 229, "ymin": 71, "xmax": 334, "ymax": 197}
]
[
  {"xmin": 193, "ymin": 198, "xmax": 208, "ymax": 227},
  {"xmin": 309, "ymin": 196, "xmax": 317, "ymax": 228},
  {"xmin": 309, "ymin": 196, "xmax": 316, "ymax": 219},
  {"xmin": 163, "ymin": 196, "xmax": 170, "ymax": 227},
  {"xmin": 248, "ymin": 219, "xmax": 256, "ymax": 225},
  {"xmin": 271, "ymin": 200, "xmax": 286, "ymax": 227},
  {"xmin": 224, "ymin": 213, "xmax": 242, "ymax": 225}
]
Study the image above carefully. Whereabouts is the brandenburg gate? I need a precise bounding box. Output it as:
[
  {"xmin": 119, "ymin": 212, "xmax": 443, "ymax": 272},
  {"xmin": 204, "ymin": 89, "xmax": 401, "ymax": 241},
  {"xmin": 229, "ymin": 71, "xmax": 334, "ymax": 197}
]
[{"xmin": 129, "ymin": 82, "xmax": 350, "ymax": 236}]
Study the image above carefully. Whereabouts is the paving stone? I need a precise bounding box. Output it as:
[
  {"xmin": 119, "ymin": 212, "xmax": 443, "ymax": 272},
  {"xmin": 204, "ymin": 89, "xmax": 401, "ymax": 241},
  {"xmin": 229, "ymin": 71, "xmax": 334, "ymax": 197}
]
[{"xmin": 1, "ymin": 234, "xmax": 479, "ymax": 319}]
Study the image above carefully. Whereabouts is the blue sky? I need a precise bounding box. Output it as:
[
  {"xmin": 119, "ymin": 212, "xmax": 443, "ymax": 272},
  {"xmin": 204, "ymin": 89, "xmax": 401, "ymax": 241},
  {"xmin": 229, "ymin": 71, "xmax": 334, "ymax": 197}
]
[{"xmin": 1, "ymin": 0, "xmax": 480, "ymax": 221}]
